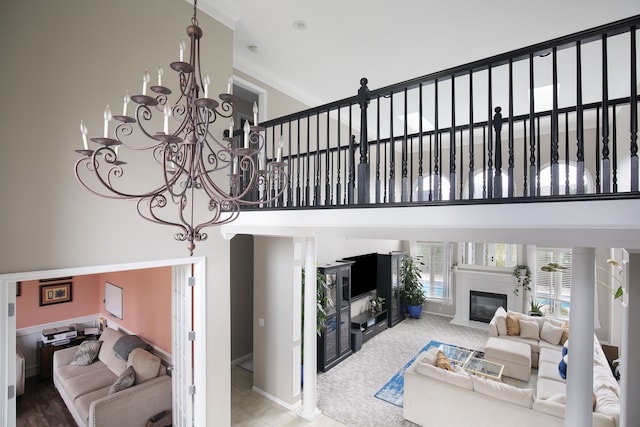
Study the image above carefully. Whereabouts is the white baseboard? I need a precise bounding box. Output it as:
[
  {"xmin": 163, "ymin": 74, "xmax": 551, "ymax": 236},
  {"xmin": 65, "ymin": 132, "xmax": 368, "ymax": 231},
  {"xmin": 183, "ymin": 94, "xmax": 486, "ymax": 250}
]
[
  {"xmin": 252, "ymin": 385, "xmax": 301, "ymax": 411},
  {"xmin": 231, "ymin": 352, "xmax": 253, "ymax": 366}
]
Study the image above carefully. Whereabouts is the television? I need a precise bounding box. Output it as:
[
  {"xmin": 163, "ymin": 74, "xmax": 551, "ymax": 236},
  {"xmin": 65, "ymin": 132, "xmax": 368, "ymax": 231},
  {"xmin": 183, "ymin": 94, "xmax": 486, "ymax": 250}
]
[{"xmin": 344, "ymin": 253, "xmax": 379, "ymax": 300}]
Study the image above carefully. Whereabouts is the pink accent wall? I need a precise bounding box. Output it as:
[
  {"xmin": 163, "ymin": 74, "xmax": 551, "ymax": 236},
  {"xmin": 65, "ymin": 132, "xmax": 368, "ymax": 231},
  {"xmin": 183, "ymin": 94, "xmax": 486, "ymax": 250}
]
[
  {"xmin": 16, "ymin": 275, "xmax": 101, "ymax": 329},
  {"xmin": 16, "ymin": 267, "xmax": 172, "ymax": 355},
  {"xmin": 99, "ymin": 267, "xmax": 172, "ymax": 353}
]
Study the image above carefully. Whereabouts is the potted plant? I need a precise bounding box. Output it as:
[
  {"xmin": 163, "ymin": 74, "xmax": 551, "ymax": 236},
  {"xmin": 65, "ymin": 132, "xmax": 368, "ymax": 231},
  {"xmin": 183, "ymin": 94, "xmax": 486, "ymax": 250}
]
[
  {"xmin": 529, "ymin": 297, "xmax": 545, "ymax": 316},
  {"xmin": 399, "ymin": 255, "xmax": 426, "ymax": 318},
  {"xmin": 369, "ymin": 290, "xmax": 386, "ymax": 315},
  {"xmin": 513, "ymin": 264, "xmax": 531, "ymax": 295}
]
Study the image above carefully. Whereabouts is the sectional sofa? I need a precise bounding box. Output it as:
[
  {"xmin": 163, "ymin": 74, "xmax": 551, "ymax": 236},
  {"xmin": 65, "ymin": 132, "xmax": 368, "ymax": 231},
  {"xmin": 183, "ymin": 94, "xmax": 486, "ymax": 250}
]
[
  {"xmin": 403, "ymin": 310, "xmax": 620, "ymax": 427},
  {"xmin": 53, "ymin": 327, "xmax": 172, "ymax": 427}
]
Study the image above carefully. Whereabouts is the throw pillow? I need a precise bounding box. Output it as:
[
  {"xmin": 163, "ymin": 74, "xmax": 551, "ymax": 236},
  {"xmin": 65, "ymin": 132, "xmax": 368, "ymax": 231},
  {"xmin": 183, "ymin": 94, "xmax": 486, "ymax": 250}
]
[
  {"xmin": 127, "ymin": 348, "xmax": 161, "ymax": 383},
  {"xmin": 506, "ymin": 314, "xmax": 521, "ymax": 336},
  {"xmin": 113, "ymin": 335, "xmax": 152, "ymax": 360},
  {"xmin": 108, "ymin": 365, "xmax": 135, "ymax": 395},
  {"xmin": 519, "ymin": 319, "xmax": 540, "ymax": 339},
  {"xmin": 435, "ymin": 350, "xmax": 453, "ymax": 371},
  {"xmin": 558, "ymin": 354, "xmax": 568, "ymax": 379},
  {"xmin": 421, "ymin": 346, "xmax": 440, "ymax": 366},
  {"xmin": 69, "ymin": 341, "xmax": 102, "ymax": 366},
  {"xmin": 540, "ymin": 321, "xmax": 564, "ymax": 346},
  {"xmin": 560, "ymin": 321, "xmax": 570, "ymax": 345},
  {"xmin": 494, "ymin": 306, "xmax": 508, "ymax": 336}
]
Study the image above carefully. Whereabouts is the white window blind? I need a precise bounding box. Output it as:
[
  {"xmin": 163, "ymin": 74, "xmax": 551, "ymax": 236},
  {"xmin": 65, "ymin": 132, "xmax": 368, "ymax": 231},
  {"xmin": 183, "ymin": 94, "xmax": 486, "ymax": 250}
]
[
  {"xmin": 534, "ymin": 247, "xmax": 572, "ymax": 317},
  {"xmin": 415, "ymin": 242, "xmax": 453, "ymax": 304}
]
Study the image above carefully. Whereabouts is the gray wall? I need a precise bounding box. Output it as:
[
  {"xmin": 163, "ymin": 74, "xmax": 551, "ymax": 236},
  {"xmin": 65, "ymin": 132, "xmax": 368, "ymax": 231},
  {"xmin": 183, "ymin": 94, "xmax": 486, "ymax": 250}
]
[{"xmin": 231, "ymin": 235, "xmax": 254, "ymax": 361}]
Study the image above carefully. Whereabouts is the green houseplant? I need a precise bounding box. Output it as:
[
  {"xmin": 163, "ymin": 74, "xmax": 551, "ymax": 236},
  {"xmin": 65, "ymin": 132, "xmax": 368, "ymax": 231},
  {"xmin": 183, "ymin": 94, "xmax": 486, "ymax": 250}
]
[
  {"xmin": 513, "ymin": 264, "xmax": 532, "ymax": 295},
  {"xmin": 399, "ymin": 255, "xmax": 425, "ymax": 318},
  {"xmin": 529, "ymin": 297, "xmax": 546, "ymax": 316}
]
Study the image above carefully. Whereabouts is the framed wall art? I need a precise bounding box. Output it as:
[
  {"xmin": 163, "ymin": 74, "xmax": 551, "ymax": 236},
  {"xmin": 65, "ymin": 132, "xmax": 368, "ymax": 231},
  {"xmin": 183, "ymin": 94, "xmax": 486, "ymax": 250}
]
[{"xmin": 39, "ymin": 282, "xmax": 73, "ymax": 306}]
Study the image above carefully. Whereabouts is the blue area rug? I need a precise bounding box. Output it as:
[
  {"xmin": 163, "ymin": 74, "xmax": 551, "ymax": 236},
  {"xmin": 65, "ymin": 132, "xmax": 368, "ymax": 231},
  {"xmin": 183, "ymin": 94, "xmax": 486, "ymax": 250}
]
[{"xmin": 373, "ymin": 340, "xmax": 443, "ymax": 407}]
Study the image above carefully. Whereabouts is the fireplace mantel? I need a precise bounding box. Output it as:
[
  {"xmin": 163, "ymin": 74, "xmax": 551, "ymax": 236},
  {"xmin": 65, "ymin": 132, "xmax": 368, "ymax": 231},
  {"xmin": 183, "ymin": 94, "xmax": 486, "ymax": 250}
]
[{"xmin": 451, "ymin": 266, "xmax": 524, "ymax": 328}]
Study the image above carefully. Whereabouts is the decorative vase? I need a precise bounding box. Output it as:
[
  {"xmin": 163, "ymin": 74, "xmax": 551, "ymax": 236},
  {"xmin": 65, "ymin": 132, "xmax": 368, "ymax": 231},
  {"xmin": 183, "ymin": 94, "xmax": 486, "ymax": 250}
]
[{"xmin": 407, "ymin": 304, "xmax": 423, "ymax": 319}]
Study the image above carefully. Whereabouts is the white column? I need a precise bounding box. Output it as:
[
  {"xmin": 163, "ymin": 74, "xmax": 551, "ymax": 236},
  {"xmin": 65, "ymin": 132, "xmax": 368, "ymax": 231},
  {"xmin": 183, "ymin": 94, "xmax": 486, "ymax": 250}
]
[
  {"xmin": 299, "ymin": 237, "xmax": 321, "ymax": 421},
  {"xmin": 620, "ymin": 249, "xmax": 640, "ymax": 427},
  {"xmin": 565, "ymin": 247, "xmax": 595, "ymax": 426}
]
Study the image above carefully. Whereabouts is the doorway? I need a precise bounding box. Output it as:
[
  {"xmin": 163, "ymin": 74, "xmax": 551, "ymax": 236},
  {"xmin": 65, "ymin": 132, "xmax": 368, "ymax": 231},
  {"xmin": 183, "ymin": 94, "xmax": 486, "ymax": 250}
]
[{"xmin": 0, "ymin": 256, "xmax": 206, "ymax": 427}]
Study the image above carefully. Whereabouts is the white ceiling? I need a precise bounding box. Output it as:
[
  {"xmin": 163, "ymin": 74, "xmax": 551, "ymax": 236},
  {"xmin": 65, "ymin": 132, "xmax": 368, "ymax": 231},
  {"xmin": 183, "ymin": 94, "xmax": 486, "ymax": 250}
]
[{"xmin": 200, "ymin": 0, "xmax": 640, "ymax": 108}]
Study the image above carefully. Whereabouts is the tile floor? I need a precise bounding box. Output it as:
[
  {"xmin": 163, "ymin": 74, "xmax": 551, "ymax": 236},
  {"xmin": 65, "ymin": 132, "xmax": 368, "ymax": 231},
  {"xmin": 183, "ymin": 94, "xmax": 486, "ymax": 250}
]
[{"xmin": 231, "ymin": 365, "xmax": 347, "ymax": 427}]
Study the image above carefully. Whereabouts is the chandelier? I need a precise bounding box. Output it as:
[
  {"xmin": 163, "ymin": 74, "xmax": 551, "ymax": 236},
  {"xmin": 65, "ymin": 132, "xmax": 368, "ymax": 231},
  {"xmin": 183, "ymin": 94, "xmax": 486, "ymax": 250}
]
[{"xmin": 74, "ymin": 0, "xmax": 287, "ymax": 255}]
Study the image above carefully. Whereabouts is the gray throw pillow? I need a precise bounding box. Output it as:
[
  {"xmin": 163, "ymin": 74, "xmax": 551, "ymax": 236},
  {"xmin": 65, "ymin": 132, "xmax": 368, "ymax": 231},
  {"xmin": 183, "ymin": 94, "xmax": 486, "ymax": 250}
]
[
  {"xmin": 69, "ymin": 341, "xmax": 102, "ymax": 366},
  {"xmin": 108, "ymin": 365, "xmax": 135, "ymax": 395},
  {"xmin": 113, "ymin": 335, "xmax": 152, "ymax": 360}
]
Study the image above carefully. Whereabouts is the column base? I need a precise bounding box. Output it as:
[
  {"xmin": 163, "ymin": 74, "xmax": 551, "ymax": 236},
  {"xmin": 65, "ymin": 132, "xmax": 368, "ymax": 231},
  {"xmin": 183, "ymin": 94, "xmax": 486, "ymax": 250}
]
[{"xmin": 298, "ymin": 406, "xmax": 321, "ymax": 422}]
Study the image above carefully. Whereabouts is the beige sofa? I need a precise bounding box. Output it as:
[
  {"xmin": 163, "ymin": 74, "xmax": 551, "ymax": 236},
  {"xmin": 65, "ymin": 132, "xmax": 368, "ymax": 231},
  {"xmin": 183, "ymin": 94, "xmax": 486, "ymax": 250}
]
[
  {"xmin": 53, "ymin": 327, "xmax": 172, "ymax": 427},
  {"xmin": 404, "ymin": 312, "xmax": 620, "ymax": 427}
]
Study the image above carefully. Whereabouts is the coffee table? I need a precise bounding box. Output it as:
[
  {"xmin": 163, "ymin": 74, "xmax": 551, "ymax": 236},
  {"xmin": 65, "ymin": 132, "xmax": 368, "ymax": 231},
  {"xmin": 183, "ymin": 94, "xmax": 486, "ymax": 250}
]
[
  {"xmin": 438, "ymin": 344, "xmax": 473, "ymax": 366},
  {"xmin": 463, "ymin": 357, "xmax": 504, "ymax": 381}
]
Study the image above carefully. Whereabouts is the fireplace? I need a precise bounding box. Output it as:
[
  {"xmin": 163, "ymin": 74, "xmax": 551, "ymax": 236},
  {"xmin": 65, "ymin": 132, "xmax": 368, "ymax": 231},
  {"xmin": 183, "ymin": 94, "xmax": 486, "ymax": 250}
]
[{"xmin": 469, "ymin": 291, "xmax": 507, "ymax": 323}]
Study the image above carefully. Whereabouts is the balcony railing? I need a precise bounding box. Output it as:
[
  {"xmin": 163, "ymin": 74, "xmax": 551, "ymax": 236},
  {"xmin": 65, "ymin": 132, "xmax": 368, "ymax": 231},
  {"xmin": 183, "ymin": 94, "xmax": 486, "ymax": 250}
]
[{"xmin": 242, "ymin": 15, "xmax": 640, "ymax": 209}]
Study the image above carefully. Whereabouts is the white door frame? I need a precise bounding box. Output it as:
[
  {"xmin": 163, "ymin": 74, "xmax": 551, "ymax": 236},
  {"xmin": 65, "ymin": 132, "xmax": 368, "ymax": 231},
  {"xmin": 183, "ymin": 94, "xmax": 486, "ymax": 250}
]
[{"xmin": 0, "ymin": 256, "xmax": 206, "ymax": 427}]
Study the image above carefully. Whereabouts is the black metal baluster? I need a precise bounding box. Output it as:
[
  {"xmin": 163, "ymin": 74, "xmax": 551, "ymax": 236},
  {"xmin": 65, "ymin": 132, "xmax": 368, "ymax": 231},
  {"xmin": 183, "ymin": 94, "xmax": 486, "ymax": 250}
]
[
  {"xmin": 459, "ymin": 129, "xmax": 464, "ymax": 199},
  {"xmin": 402, "ymin": 88, "xmax": 409, "ymax": 202},
  {"xmin": 296, "ymin": 119, "xmax": 301, "ymax": 206},
  {"xmin": 305, "ymin": 115, "xmax": 310, "ymax": 206},
  {"xmin": 565, "ymin": 112, "xmax": 570, "ymax": 194},
  {"xmin": 601, "ymin": 34, "xmax": 611, "ymax": 193},
  {"xmin": 468, "ymin": 71, "xmax": 475, "ymax": 200},
  {"xmin": 434, "ymin": 80, "xmax": 440, "ymax": 200},
  {"xmin": 376, "ymin": 97, "xmax": 381, "ymax": 203},
  {"xmin": 631, "ymin": 26, "xmax": 638, "ymax": 191},
  {"xmin": 536, "ymin": 116, "xmax": 541, "ymax": 195},
  {"xmin": 523, "ymin": 120, "xmax": 527, "ymax": 196},
  {"xmin": 596, "ymin": 107, "xmax": 601, "ymax": 193},
  {"xmin": 286, "ymin": 123, "xmax": 293, "ymax": 206},
  {"xmin": 418, "ymin": 83, "xmax": 424, "ymax": 202},
  {"xmin": 336, "ymin": 107, "xmax": 342, "ymax": 205},
  {"xmin": 428, "ymin": 134, "xmax": 433, "ymax": 201},
  {"xmin": 358, "ymin": 78, "xmax": 370, "ymax": 204},
  {"xmin": 487, "ymin": 66, "xmax": 494, "ymax": 198},
  {"xmin": 529, "ymin": 53, "xmax": 536, "ymax": 197},
  {"xmin": 493, "ymin": 106, "xmax": 503, "ymax": 198},
  {"xmin": 271, "ymin": 126, "xmax": 277, "ymax": 206},
  {"xmin": 508, "ymin": 59, "xmax": 514, "ymax": 198},
  {"xmin": 450, "ymin": 76, "xmax": 457, "ymax": 200},
  {"xmin": 576, "ymin": 40, "xmax": 585, "ymax": 194},
  {"xmin": 325, "ymin": 110, "xmax": 331, "ymax": 205},
  {"xmin": 551, "ymin": 47, "xmax": 560, "ymax": 196},
  {"xmin": 315, "ymin": 111, "xmax": 320, "ymax": 206},
  {"xmin": 348, "ymin": 104, "xmax": 354, "ymax": 205},
  {"xmin": 613, "ymin": 105, "xmax": 618, "ymax": 193},
  {"xmin": 482, "ymin": 126, "xmax": 487, "ymax": 198},
  {"xmin": 389, "ymin": 93, "xmax": 396, "ymax": 202}
]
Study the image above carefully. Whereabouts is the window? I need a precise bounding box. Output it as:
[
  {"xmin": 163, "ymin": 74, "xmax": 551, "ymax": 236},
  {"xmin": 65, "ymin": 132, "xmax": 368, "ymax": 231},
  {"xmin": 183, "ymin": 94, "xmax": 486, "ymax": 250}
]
[
  {"xmin": 414, "ymin": 242, "xmax": 453, "ymax": 304},
  {"xmin": 462, "ymin": 243, "xmax": 517, "ymax": 267},
  {"xmin": 534, "ymin": 247, "xmax": 572, "ymax": 318}
]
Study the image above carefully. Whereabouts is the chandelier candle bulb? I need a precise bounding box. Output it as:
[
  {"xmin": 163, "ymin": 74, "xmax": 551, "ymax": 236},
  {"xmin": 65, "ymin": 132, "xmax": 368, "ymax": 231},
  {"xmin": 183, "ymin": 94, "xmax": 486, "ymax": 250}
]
[
  {"xmin": 276, "ymin": 135, "xmax": 284, "ymax": 162},
  {"xmin": 227, "ymin": 76, "xmax": 233, "ymax": 94},
  {"xmin": 103, "ymin": 105, "xmax": 112, "ymax": 138},
  {"xmin": 164, "ymin": 105, "xmax": 171, "ymax": 134},
  {"xmin": 122, "ymin": 91, "xmax": 130, "ymax": 116},
  {"xmin": 253, "ymin": 102, "xmax": 258, "ymax": 126},
  {"xmin": 142, "ymin": 70, "xmax": 150, "ymax": 96},
  {"xmin": 157, "ymin": 66, "xmax": 164, "ymax": 86},
  {"xmin": 228, "ymin": 117, "xmax": 234, "ymax": 137},
  {"xmin": 179, "ymin": 39, "xmax": 186, "ymax": 62},
  {"xmin": 203, "ymin": 72, "xmax": 210, "ymax": 98},
  {"xmin": 243, "ymin": 120, "xmax": 250, "ymax": 148},
  {"xmin": 80, "ymin": 120, "xmax": 88, "ymax": 150}
]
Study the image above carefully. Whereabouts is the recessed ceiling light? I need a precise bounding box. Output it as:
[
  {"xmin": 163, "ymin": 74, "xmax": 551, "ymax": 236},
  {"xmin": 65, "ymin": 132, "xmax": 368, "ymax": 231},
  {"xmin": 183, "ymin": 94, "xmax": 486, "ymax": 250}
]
[
  {"xmin": 292, "ymin": 20, "xmax": 307, "ymax": 30},
  {"xmin": 248, "ymin": 45, "xmax": 259, "ymax": 53}
]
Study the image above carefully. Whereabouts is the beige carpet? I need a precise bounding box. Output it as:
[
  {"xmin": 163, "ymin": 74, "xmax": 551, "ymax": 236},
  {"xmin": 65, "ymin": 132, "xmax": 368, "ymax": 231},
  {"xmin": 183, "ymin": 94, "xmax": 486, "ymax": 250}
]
[{"xmin": 316, "ymin": 313, "xmax": 489, "ymax": 427}]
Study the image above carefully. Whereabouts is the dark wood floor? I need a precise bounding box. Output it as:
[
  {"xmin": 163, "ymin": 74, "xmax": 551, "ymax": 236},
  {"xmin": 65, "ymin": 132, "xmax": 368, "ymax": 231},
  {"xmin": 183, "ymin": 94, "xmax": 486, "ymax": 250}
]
[{"xmin": 16, "ymin": 376, "xmax": 76, "ymax": 427}]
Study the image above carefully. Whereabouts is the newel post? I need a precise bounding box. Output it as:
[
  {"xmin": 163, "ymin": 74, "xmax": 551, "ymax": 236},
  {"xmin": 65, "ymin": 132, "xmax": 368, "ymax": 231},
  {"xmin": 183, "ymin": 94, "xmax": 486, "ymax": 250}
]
[{"xmin": 357, "ymin": 78, "xmax": 370, "ymax": 204}]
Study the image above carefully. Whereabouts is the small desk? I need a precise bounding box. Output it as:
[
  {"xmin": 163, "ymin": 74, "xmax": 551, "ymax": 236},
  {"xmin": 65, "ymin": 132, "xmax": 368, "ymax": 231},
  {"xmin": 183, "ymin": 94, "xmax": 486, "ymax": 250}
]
[{"xmin": 37, "ymin": 334, "xmax": 101, "ymax": 380}]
